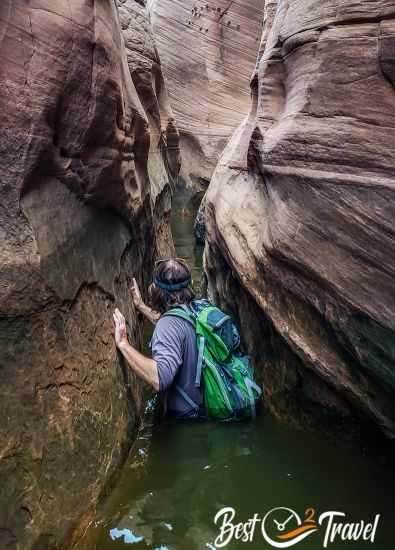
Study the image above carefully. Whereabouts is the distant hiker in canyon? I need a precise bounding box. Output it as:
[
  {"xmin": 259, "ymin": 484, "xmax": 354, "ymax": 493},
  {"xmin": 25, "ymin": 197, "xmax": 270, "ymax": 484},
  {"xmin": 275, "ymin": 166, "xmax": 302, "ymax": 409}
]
[{"xmin": 113, "ymin": 258, "xmax": 261, "ymax": 420}]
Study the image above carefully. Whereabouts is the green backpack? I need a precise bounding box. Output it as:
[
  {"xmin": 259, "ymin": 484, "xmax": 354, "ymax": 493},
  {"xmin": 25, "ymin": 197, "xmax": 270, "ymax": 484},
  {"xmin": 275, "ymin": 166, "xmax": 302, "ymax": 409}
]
[{"xmin": 163, "ymin": 299, "xmax": 262, "ymax": 421}]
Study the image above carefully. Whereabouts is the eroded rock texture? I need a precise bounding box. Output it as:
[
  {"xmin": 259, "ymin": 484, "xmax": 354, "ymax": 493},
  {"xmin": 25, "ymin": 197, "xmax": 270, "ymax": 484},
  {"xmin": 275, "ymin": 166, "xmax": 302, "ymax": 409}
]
[
  {"xmin": 205, "ymin": 0, "xmax": 395, "ymax": 445},
  {"xmin": 149, "ymin": 0, "xmax": 264, "ymax": 192},
  {"xmin": 0, "ymin": 1, "xmax": 177, "ymax": 547},
  {"xmin": 117, "ymin": 0, "xmax": 180, "ymax": 255}
]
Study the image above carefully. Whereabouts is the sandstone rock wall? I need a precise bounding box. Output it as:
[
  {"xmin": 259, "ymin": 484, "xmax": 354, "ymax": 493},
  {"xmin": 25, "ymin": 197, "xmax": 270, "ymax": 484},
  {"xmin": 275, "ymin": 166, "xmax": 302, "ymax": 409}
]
[
  {"xmin": 205, "ymin": 0, "xmax": 395, "ymax": 445},
  {"xmin": 149, "ymin": 0, "xmax": 264, "ymax": 192},
  {"xmin": 0, "ymin": 1, "xmax": 176, "ymax": 547},
  {"xmin": 117, "ymin": 0, "xmax": 180, "ymax": 256}
]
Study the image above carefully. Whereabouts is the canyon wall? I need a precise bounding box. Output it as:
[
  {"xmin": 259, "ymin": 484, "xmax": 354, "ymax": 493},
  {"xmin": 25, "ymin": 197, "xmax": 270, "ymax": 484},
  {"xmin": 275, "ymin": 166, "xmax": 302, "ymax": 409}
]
[
  {"xmin": 0, "ymin": 1, "xmax": 177, "ymax": 548},
  {"xmin": 117, "ymin": 0, "xmax": 180, "ymax": 256},
  {"xmin": 149, "ymin": 0, "xmax": 264, "ymax": 192},
  {"xmin": 205, "ymin": 0, "xmax": 395, "ymax": 445}
]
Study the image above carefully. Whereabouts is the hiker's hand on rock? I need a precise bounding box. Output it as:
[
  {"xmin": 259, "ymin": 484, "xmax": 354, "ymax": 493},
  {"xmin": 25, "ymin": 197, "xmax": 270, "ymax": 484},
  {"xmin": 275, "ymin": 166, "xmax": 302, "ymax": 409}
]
[
  {"xmin": 128, "ymin": 277, "xmax": 143, "ymax": 309},
  {"xmin": 113, "ymin": 308, "xmax": 128, "ymax": 349}
]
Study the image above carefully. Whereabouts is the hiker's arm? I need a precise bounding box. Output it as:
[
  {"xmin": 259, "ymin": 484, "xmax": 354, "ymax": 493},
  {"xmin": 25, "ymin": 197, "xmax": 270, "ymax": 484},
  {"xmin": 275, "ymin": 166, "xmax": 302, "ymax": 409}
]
[
  {"xmin": 129, "ymin": 277, "xmax": 160, "ymax": 325},
  {"xmin": 113, "ymin": 308, "xmax": 159, "ymax": 391},
  {"xmin": 136, "ymin": 302, "xmax": 161, "ymax": 325},
  {"xmin": 118, "ymin": 341, "xmax": 159, "ymax": 391},
  {"xmin": 151, "ymin": 317, "xmax": 184, "ymax": 391}
]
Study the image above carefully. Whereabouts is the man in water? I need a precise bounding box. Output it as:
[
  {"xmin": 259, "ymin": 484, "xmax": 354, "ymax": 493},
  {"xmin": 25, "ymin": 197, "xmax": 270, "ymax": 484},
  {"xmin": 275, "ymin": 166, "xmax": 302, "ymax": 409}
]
[{"xmin": 113, "ymin": 258, "xmax": 203, "ymax": 418}]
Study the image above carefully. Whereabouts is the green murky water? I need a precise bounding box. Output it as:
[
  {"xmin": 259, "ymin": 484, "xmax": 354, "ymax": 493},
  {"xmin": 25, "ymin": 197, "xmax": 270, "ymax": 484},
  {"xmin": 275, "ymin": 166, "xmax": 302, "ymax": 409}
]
[{"xmin": 76, "ymin": 196, "xmax": 395, "ymax": 550}]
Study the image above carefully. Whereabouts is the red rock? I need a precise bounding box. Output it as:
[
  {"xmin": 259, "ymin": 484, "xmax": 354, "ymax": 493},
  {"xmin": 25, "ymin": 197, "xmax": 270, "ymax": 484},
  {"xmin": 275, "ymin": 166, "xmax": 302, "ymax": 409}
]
[
  {"xmin": 0, "ymin": 0, "xmax": 176, "ymax": 547},
  {"xmin": 149, "ymin": 0, "xmax": 264, "ymax": 191},
  {"xmin": 117, "ymin": 0, "xmax": 180, "ymax": 256},
  {"xmin": 205, "ymin": 0, "xmax": 395, "ymax": 444}
]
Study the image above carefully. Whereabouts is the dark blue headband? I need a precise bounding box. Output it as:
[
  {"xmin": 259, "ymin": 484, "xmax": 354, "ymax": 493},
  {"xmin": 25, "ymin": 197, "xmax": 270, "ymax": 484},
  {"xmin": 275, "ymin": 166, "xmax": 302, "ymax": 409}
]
[{"xmin": 154, "ymin": 276, "xmax": 191, "ymax": 292}]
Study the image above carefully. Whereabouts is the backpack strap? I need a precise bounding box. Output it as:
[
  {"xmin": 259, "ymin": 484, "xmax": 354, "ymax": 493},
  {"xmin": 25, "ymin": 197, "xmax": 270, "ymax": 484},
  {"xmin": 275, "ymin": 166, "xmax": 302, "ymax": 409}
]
[
  {"xmin": 162, "ymin": 307, "xmax": 196, "ymax": 328},
  {"xmin": 164, "ymin": 307, "xmax": 205, "ymax": 387},
  {"xmin": 179, "ymin": 303, "xmax": 198, "ymax": 319},
  {"xmin": 175, "ymin": 384, "xmax": 199, "ymax": 414},
  {"xmin": 244, "ymin": 377, "xmax": 262, "ymax": 419},
  {"xmin": 162, "ymin": 306, "xmax": 204, "ymax": 402},
  {"xmin": 195, "ymin": 336, "xmax": 205, "ymax": 387},
  {"xmin": 214, "ymin": 314, "xmax": 231, "ymax": 328}
]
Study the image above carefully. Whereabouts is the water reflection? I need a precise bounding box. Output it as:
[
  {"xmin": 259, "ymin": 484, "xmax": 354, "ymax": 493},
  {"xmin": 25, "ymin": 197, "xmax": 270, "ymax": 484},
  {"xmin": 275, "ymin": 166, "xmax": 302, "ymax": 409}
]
[{"xmin": 77, "ymin": 413, "xmax": 394, "ymax": 549}]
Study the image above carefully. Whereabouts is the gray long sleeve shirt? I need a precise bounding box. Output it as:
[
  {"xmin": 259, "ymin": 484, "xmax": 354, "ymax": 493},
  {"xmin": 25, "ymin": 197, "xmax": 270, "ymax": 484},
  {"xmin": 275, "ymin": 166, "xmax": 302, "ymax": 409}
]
[{"xmin": 150, "ymin": 314, "xmax": 203, "ymax": 418}]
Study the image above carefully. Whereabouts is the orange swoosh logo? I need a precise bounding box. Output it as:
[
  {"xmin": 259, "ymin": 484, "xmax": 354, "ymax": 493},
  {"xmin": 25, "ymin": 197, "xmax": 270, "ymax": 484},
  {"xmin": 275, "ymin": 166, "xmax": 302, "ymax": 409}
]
[{"xmin": 277, "ymin": 523, "xmax": 318, "ymax": 540}]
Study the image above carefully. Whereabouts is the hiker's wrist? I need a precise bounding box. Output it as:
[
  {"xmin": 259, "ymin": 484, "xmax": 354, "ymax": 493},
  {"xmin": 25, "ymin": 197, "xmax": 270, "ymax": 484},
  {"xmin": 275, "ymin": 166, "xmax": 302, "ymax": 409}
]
[
  {"xmin": 137, "ymin": 301, "xmax": 148, "ymax": 313},
  {"xmin": 140, "ymin": 302, "xmax": 157, "ymax": 317},
  {"xmin": 117, "ymin": 337, "xmax": 129, "ymax": 352}
]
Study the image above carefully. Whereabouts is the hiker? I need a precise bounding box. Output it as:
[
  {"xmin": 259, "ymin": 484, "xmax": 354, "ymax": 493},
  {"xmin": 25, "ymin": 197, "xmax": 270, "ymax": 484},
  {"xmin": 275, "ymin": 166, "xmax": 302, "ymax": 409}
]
[
  {"xmin": 113, "ymin": 258, "xmax": 261, "ymax": 421},
  {"xmin": 113, "ymin": 258, "xmax": 203, "ymax": 419}
]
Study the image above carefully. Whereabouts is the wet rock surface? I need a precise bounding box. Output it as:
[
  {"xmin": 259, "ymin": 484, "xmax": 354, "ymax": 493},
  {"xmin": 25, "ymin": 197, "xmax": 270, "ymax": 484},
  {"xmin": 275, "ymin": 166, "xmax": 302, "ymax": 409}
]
[
  {"xmin": 205, "ymin": 0, "xmax": 395, "ymax": 445},
  {"xmin": 0, "ymin": 0, "xmax": 176, "ymax": 547},
  {"xmin": 194, "ymin": 194, "xmax": 206, "ymax": 245},
  {"xmin": 149, "ymin": 0, "xmax": 264, "ymax": 191}
]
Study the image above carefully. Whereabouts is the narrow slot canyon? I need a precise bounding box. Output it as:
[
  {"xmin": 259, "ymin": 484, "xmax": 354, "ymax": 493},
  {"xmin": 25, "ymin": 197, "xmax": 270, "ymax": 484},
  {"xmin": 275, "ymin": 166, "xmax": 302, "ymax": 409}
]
[{"xmin": 0, "ymin": 1, "xmax": 394, "ymax": 549}]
